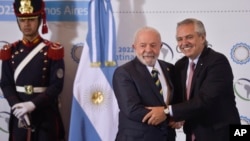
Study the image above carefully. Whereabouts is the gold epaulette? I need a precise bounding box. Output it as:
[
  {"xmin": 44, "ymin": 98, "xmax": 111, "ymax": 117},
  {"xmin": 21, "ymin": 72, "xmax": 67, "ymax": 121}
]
[
  {"xmin": 47, "ymin": 42, "xmax": 64, "ymax": 60},
  {"xmin": 0, "ymin": 44, "xmax": 11, "ymax": 60}
]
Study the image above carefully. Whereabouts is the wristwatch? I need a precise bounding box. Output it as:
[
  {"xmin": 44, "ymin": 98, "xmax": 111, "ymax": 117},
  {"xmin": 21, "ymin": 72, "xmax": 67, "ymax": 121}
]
[{"xmin": 164, "ymin": 107, "xmax": 170, "ymax": 115}]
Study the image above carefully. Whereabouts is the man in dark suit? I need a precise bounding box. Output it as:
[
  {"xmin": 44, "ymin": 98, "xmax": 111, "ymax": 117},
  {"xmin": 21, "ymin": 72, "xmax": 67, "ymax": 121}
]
[
  {"xmin": 113, "ymin": 26, "xmax": 176, "ymax": 141},
  {"xmin": 168, "ymin": 18, "xmax": 240, "ymax": 141}
]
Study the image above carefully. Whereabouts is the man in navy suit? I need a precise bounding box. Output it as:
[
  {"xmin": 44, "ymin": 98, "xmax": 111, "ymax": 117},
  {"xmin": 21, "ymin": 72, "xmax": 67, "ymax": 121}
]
[
  {"xmin": 168, "ymin": 18, "xmax": 240, "ymax": 141},
  {"xmin": 113, "ymin": 26, "xmax": 176, "ymax": 141}
]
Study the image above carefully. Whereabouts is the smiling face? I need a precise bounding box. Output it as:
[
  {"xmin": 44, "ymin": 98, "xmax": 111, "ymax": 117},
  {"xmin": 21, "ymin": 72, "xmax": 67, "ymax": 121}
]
[
  {"xmin": 176, "ymin": 22, "xmax": 206, "ymax": 60},
  {"xmin": 133, "ymin": 27, "xmax": 162, "ymax": 67}
]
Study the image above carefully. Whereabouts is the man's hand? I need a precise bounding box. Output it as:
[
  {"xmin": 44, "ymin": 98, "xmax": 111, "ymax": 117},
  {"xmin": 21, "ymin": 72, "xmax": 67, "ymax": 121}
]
[
  {"xmin": 18, "ymin": 114, "xmax": 31, "ymax": 128},
  {"xmin": 12, "ymin": 101, "xmax": 36, "ymax": 119},
  {"xmin": 169, "ymin": 120, "xmax": 184, "ymax": 129},
  {"xmin": 142, "ymin": 106, "xmax": 166, "ymax": 125}
]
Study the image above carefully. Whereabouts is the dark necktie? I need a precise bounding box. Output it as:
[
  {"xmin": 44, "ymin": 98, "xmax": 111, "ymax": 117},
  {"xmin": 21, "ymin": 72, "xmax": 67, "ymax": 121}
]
[
  {"xmin": 186, "ymin": 62, "xmax": 195, "ymax": 100},
  {"xmin": 151, "ymin": 68, "xmax": 163, "ymax": 95}
]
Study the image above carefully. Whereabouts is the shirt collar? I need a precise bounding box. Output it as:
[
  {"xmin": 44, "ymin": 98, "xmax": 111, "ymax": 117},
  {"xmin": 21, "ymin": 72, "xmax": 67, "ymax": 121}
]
[
  {"xmin": 147, "ymin": 60, "xmax": 161, "ymax": 74},
  {"xmin": 189, "ymin": 54, "xmax": 200, "ymax": 65}
]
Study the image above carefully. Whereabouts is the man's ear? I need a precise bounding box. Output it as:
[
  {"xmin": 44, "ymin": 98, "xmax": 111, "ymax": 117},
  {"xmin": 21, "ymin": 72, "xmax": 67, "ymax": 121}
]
[
  {"xmin": 201, "ymin": 35, "xmax": 206, "ymax": 42},
  {"xmin": 132, "ymin": 44, "xmax": 135, "ymax": 49}
]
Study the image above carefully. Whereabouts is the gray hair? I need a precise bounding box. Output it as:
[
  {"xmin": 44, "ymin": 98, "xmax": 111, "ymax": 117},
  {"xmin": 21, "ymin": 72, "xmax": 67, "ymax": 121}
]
[
  {"xmin": 133, "ymin": 26, "xmax": 162, "ymax": 43},
  {"xmin": 177, "ymin": 18, "xmax": 208, "ymax": 46}
]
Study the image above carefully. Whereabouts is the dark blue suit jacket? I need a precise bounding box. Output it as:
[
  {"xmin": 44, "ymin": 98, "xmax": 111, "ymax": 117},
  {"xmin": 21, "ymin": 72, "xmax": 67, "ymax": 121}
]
[
  {"xmin": 113, "ymin": 57, "xmax": 176, "ymax": 141},
  {"xmin": 172, "ymin": 47, "xmax": 240, "ymax": 141}
]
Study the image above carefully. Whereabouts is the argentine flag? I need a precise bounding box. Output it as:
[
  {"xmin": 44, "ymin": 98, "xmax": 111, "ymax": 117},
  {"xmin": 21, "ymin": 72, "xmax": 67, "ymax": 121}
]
[{"xmin": 68, "ymin": 0, "xmax": 118, "ymax": 141}]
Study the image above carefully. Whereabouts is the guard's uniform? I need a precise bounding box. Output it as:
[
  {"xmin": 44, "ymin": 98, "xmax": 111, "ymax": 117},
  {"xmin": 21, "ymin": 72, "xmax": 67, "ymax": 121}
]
[
  {"xmin": 0, "ymin": 0, "xmax": 65, "ymax": 140},
  {"xmin": 0, "ymin": 35, "xmax": 65, "ymax": 141}
]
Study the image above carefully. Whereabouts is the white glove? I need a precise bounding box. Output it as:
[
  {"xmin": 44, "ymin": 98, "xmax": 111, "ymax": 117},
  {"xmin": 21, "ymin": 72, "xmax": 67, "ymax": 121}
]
[
  {"xmin": 12, "ymin": 102, "xmax": 36, "ymax": 119},
  {"xmin": 18, "ymin": 114, "xmax": 31, "ymax": 128}
]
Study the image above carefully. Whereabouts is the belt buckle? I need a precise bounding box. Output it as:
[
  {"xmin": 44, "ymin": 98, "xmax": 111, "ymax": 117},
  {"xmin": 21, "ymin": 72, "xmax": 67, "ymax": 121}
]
[{"xmin": 24, "ymin": 85, "xmax": 33, "ymax": 95}]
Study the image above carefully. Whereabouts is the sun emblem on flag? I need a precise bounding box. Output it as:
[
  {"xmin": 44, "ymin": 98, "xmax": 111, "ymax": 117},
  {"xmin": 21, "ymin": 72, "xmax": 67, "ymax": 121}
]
[
  {"xmin": 80, "ymin": 82, "xmax": 113, "ymax": 114},
  {"xmin": 91, "ymin": 91, "xmax": 104, "ymax": 104}
]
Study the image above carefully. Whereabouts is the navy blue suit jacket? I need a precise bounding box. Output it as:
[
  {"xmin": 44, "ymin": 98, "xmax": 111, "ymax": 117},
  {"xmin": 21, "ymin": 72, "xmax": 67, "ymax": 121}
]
[{"xmin": 113, "ymin": 57, "xmax": 176, "ymax": 141}]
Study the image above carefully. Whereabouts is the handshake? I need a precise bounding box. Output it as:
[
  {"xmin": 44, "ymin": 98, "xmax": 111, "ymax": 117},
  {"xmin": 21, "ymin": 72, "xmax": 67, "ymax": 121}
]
[{"xmin": 142, "ymin": 106, "xmax": 184, "ymax": 129}]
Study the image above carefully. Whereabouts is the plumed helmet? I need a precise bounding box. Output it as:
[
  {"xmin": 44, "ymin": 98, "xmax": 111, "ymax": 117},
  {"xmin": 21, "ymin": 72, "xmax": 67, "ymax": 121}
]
[{"xmin": 13, "ymin": 0, "xmax": 48, "ymax": 34}]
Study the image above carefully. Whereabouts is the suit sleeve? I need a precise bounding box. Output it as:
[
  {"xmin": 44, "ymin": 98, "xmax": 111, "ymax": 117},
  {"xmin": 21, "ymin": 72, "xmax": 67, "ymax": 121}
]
[{"xmin": 113, "ymin": 67, "xmax": 149, "ymax": 122}]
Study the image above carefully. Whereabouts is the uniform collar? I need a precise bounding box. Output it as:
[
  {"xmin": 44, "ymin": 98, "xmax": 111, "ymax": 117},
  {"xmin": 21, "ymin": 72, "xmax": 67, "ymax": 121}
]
[{"xmin": 22, "ymin": 35, "xmax": 42, "ymax": 47}]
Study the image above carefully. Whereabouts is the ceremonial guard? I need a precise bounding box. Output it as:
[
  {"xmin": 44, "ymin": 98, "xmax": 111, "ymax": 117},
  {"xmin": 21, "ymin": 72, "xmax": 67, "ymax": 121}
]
[{"xmin": 0, "ymin": 0, "xmax": 65, "ymax": 141}]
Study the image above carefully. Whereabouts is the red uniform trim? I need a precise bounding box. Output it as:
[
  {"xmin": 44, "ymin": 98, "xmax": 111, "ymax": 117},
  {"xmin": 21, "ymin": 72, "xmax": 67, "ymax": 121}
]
[{"xmin": 47, "ymin": 42, "xmax": 64, "ymax": 60}]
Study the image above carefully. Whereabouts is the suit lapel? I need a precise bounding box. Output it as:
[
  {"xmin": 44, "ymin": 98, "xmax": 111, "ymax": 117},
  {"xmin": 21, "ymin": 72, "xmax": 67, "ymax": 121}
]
[
  {"xmin": 134, "ymin": 58, "xmax": 165, "ymax": 104},
  {"xmin": 181, "ymin": 59, "xmax": 189, "ymax": 100},
  {"xmin": 189, "ymin": 47, "xmax": 208, "ymax": 98},
  {"xmin": 159, "ymin": 61, "xmax": 173, "ymax": 104}
]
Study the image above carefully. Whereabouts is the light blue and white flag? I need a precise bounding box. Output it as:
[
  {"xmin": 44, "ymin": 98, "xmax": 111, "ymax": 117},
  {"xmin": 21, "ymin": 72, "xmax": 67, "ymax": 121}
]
[{"xmin": 68, "ymin": 0, "xmax": 118, "ymax": 141}]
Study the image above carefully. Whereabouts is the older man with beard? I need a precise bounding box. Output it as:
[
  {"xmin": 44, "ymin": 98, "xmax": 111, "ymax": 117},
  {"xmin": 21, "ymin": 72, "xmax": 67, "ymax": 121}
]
[{"xmin": 113, "ymin": 26, "xmax": 177, "ymax": 141}]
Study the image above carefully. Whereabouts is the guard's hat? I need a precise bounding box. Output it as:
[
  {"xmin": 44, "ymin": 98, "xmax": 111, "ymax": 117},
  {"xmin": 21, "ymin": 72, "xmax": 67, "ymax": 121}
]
[{"xmin": 13, "ymin": 0, "xmax": 48, "ymax": 34}]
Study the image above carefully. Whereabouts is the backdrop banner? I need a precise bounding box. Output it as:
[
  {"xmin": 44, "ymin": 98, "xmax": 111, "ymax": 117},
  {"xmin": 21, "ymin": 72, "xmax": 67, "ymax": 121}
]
[{"xmin": 0, "ymin": 0, "xmax": 249, "ymax": 141}]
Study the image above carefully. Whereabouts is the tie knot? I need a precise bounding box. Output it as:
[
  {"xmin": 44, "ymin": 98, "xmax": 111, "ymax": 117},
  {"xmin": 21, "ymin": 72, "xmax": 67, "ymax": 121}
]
[
  {"xmin": 190, "ymin": 62, "xmax": 195, "ymax": 70},
  {"xmin": 151, "ymin": 68, "xmax": 159, "ymax": 75}
]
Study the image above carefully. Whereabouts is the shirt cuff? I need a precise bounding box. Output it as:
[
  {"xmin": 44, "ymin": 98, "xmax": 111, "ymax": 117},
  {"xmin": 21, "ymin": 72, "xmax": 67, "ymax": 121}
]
[{"xmin": 169, "ymin": 105, "xmax": 173, "ymax": 116}]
